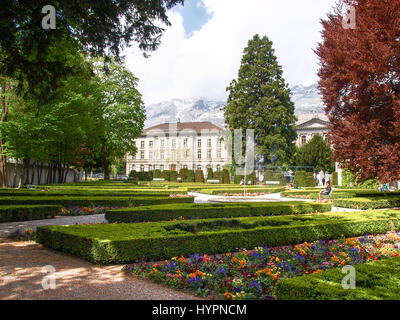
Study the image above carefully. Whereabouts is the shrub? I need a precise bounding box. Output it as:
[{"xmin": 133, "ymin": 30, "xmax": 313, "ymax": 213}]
[
  {"xmin": 222, "ymin": 169, "xmax": 230, "ymax": 184},
  {"xmin": 195, "ymin": 170, "xmax": 204, "ymax": 183},
  {"xmin": 294, "ymin": 171, "xmax": 315, "ymax": 187},
  {"xmin": 169, "ymin": 171, "xmax": 178, "ymax": 182},
  {"xmin": 0, "ymin": 205, "xmax": 62, "ymax": 222},
  {"xmin": 333, "ymin": 196, "xmax": 400, "ymax": 210},
  {"xmin": 153, "ymin": 169, "xmax": 162, "ymax": 179},
  {"xmin": 36, "ymin": 210, "xmax": 400, "ymax": 264},
  {"xmin": 263, "ymin": 170, "xmax": 286, "ymax": 185},
  {"xmin": 0, "ymin": 196, "xmax": 194, "ymax": 207},
  {"xmin": 105, "ymin": 201, "xmax": 331, "ymax": 223},
  {"xmin": 200, "ymin": 187, "xmax": 284, "ymax": 195},
  {"xmin": 128, "ymin": 170, "xmax": 139, "ymax": 181},
  {"xmin": 331, "ymin": 171, "xmax": 338, "ymax": 186},
  {"xmin": 161, "ymin": 170, "xmax": 171, "ymax": 181},
  {"xmin": 275, "ymin": 257, "xmax": 400, "ymax": 300},
  {"xmin": 206, "ymin": 168, "xmax": 213, "ymax": 181},
  {"xmin": 185, "ymin": 170, "xmax": 195, "ymax": 183}
]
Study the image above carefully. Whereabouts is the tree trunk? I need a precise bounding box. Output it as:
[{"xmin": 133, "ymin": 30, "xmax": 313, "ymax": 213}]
[{"xmin": 0, "ymin": 78, "xmax": 9, "ymax": 188}]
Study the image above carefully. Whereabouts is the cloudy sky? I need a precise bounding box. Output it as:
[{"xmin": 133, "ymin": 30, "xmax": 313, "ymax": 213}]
[{"xmin": 124, "ymin": 0, "xmax": 337, "ymax": 105}]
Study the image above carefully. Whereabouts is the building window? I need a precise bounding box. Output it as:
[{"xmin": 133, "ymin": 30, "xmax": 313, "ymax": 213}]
[
  {"xmin": 185, "ymin": 150, "xmax": 190, "ymax": 158},
  {"xmin": 301, "ymin": 136, "xmax": 307, "ymax": 145},
  {"xmin": 160, "ymin": 165, "xmax": 164, "ymax": 171},
  {"xmin": 183, "ymin": 165, "xmax": 188, "ymax": 169},
  {"xmin": 140, "ymin": 151, "xmax": 145, "ymax": 160},
  {"xmin": 197, "ymin": 165, "xmax": 202, "ymax": 170},
  {"xmin": 149, "ymin": 141, "xmax": 153, "ymax": 148},
  {"xmin": 217, "ymin": 138, "xmax": 222, "ymax": 147},
  {"xmin": 131, "ymin": 165, "xmax": 136, "ymax": 172},
  {"xmin": 160, "ymin": 151, "xmax": 165, "ymax": 160},
  {"xmin": 149, "ymin": 165, "xmax": 153, "ymax": 171},
  {"xmin": 217, "ymin": 165, "xmax": 221, "ymax": 172},
  {"xmin": 140, "ymin": 165, "xmax": 145, "ymax": 172},
  {"xmin": 207, "ymin": 150, "xmax": 212, "ymax": 159},
  {"xmin": 197, "ymin": 150, "xmax": 202, "ymax": 159},
  {"xmin": 207, "ymin": 139, "xmax": 211, "ymax": 147},
  {"xmin": 141, "ymin": 141, "xmax": 145, "ymax": 149},
  {"xmin": 160, "ymin": 139, "xmax": 165, "ymax": 148},
  {"xmin": 183, "ymin": 138, "xmax": 188, "ymax": 147},
  {"xmin": 217, "ymin": 149, "xmax": 222, "ymax": 159},
  {"xmin": 149, "ymin": 151, "xmax": 153, "ymax": 160},
  {"xmin": 172, "ymin": 139, "xmax": 176, "ymax": 149},
  {"xmin": 197, "ymin": 139, "xmax": 202, "ymax": 147}
]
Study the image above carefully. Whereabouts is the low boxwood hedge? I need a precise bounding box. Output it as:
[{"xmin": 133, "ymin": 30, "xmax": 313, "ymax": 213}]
[
  {"xmin": 0, "ymin": 196, "xmax": 194, "ymax": 207},
  {"xmin": 0, "ymin": 205, "xmax": 62, "ymax": 222},
  {"xmin": 105, "ymin": 202, "xmax": 331, "ymax": 223},
  {"xmin": 200, "ymin": 187, "xmax": 284, "ymax": 195},
  {"xmin": 281, "ymin": 189, "xmax": 400, "ymax": 200},
  {"xmin": 36, "ymin": 210, "xmax": 400, "ymax": 264},
  {"xmin": 275, "ymin": 257, "xmax": 400, "ymax": 300},
  {"xmin": 333, "ymin": 197, "xmax": 400, "ymax": 209}
]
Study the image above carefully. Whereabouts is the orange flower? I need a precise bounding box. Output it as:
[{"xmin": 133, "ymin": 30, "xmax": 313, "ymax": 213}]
[{"xmin": 224, "ymin": 292, "xmax": 234, "ymax": 300}]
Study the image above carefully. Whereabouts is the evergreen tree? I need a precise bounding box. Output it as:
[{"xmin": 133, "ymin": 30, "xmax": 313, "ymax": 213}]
[
  {"xmin": 295, "ymin": 135, "xmax": 334, "ymax": 173},
  {"xmin": 224, "ymin": 34, "xmax": 297, "ymax": 165}
]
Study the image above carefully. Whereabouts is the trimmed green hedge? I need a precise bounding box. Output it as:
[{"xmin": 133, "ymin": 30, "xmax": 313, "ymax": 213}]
[
  {"xmin": 294, "ymin": 171, "xmax": 315, "ymax": 187},
  {"xmin": 333, "ymin": 197, "xmax": 400, "ymax": 210},
  {"xmin": 36, "ymin": 210, "xmax": 400, "ymax": 264},
  {"xmin": 200, "ymin": 187, "xmax": 284, "ymax": 195},
  {"xmin": 280, "ymin": 189, "xmax": 400, "ymax": 200},
  {"xmin": 0, "ymin": 205, "xmax": 62, "ymax": 222},
  {"xmin": 105, "ymin": 201, "xmax": 331, "ymax": 223},
  {"xmin": 275, "ymin": 257, "xmax": 400, "ymax": 300},
  {"xmin": 0, "ymin": 196, "xmax": 194, "ymax": 207}
]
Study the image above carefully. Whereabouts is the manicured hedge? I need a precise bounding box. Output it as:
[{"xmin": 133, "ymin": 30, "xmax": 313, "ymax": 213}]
[
  {"xmin": 105, "ymin": 201, "xmax": 331, "ymax": 223},
  {"xmin": 0, "ymin": 196, "xmax": 194, "ymax": 207},
  {"xmin": 200, "ymin": 187, "xmax": 284, "ymax": 195},
  {"xmin": 275, "ymin": 257, "xmax": 400, "ymax": 300},
  {"xmin": 294, "ymin": 171, "xmax": 315, "ymax": 187},
  {"xmin": 36, "ymin": 210, "xmax": 400, "ymax": 264},
  {"xmin": 333, "ymin": 197, "xmax": 400, "ymax": 210},
  {"xmin": 280, "ymin": 189, "xmax": 400, "ymax": 200},
  {"xmin": 0, "ymin": 189, "xmax": 187, "ymax": 197},
  {"xmin": 0, "ymin": 205, "xmax": 62, "ymax": 222}
]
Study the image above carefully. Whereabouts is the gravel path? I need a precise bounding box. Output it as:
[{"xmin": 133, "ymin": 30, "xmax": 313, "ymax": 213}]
[
  {"xmin": 0, "ymin": 239, "xmax": 200, "ymax": 300},
  {"xmin": 0, "ymin": 214, "xmax": 107, "ymax": 238}
]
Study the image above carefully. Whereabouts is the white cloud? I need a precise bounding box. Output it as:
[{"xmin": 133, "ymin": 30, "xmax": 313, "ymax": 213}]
[{"xmin": 124, "ymin": 0, "xmax": 337, "ymax": 105}]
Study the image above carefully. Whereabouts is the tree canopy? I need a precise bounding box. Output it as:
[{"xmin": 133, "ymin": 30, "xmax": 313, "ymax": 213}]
[
  {"xmin": 316, "ymin": 0, "xmax": 400, "ymax": 183},
  {"xmin": 224, "ymin": 34, "xmax": 297, "ymax": 166}
]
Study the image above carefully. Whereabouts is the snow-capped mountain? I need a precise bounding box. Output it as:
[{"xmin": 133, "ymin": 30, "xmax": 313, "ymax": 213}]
[{"xmin": 144, "ymin": 83, "xmax": 325, "ymax": 128}]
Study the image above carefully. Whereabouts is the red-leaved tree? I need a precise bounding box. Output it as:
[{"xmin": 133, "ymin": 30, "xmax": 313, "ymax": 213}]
[{"xmin": 316, "ymin": 0, "xmax": 400, "ymax": 183}]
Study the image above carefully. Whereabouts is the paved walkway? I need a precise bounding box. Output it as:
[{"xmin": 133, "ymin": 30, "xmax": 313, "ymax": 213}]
[
  {"xmin": 0, "ymin": 214, "xmax": 106, "ymax": 238},
  {"xmin": 0, "ymin": 239, "xmax": 199, "ymax": 300}
]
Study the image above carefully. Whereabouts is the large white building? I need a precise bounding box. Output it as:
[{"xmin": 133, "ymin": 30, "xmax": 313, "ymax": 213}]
[{"xmin": 126, "ymin": 121, "xmax": 229, "ymax": 175}]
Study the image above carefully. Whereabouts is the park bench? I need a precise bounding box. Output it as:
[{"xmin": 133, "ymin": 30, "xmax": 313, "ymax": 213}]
[{"xmin": 207, "ymin": 179, "xmax": 220, "ymax": 184}]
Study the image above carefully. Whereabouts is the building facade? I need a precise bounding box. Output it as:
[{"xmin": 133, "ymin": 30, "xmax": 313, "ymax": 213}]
[
  {"xmin": 126, "ymin": 121, "xmax": 228, "ymax": 176},
  {"xmin": 295, "ymin": 113, "xmax": 330, "ymax": 147}
]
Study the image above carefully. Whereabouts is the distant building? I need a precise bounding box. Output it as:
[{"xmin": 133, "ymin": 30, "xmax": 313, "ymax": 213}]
[
  {"xmin": 126, "ymin": 121, "xmax": 228, "ymax": 176},
  {"xmin": 295, "ymin": 112, "xmax": 330, "ymax": 147}
]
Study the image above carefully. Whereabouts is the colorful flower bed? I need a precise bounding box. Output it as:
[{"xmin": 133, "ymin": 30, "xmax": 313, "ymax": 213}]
[
  {"xmin": 60, "ymin": 206, "xmax": 133, "ymax": 216},
  {"xmin": 7, "ymin": 228, "xmax": 35, "ymax": 241},
  {"xmin": 124, "ymin": 232, "xmax": 400, "ymax": 300},
  {"xmin": 169, "ymin": 194, "xmax": 195, "ymax": 198},
  {"xmin": 217, "ymin": 193, "xmax": 268, "ymax": 197}
]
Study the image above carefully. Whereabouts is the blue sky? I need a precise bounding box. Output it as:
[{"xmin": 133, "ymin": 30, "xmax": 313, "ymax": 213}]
[{"xmin": 173, "ymin": 0, "xmax": 213, "ymax": 38}]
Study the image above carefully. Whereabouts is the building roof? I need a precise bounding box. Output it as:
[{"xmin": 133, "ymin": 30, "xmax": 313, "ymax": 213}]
[
  {"xmin": 142, "ymin": 121, "xmax": 223, "ymax": 136},
  {"xmin": 296, "ymin": 117, "xmax": 330, "ymax": 130}
]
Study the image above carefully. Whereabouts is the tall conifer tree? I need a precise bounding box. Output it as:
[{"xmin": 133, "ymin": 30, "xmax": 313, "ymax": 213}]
[{"xmin": 224, "ymin": 34, "xmax": 297, "ymax": 165}]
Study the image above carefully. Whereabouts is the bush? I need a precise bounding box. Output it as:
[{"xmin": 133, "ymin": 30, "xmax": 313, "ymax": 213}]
[
  {"xmin": 294, "ymin": 171, "xmax": 315, "ymax": 187},
  {"xmin": 128, "ymin": 170, "xmax": 139, "ymax": 181},
  {"xmin": 222, "ymin": 169, "xmax": 230, "ymax": 184},
  {"xmin": 161, "ymin": 170, "xmax": 170, "ymax": 181},
  {"xmin": 0, "ymin": 196, "xmax": 194, "ymax": 207},
  {"xmin": 36, "ymin": 209, "xmax": 400, "ymax": 264},
  {"xmin": 195, "ymin": 170, "xmax": 204, "ymax": 183},
  {"xmin": 333, "ymin": 196, "xmax": 400, "ymax": 210},
  {"xmin": 169, "ymin": 171, "xmax": 178, "ymax": 182},
  {"xmin": 275, "ymin": 257, "xmax": 400, "ymax": 300},
  {"xmin": 105, "ymin": 201, "xmax": 331, "ymax": 223},
  {"xmin": 263, "ymin": 170, "xmax": 286, "ymax": 185},
  {"xmin": 205, "ymin": 168, "xmax": 213, "ymax": 181},
  {"xmin": 153, "ymin": 169, "xmax": 162, "ymax": 179},
  {"xmin": 331, "ymin": 171, "xmax": 338, "ymax": 186},
  {"xmin": 234, "ymin": 172, "xmax": 256, "ymax": 185},
  {"xmin": 0, "ymin": 205, "xmax": 62, "ymax": 222},
  {"xmin": 185, "ymin": 170, "xmax": 195, "ymax": 183}
]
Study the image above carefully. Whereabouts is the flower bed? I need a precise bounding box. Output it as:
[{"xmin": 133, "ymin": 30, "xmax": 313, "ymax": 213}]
[{"xmin": 124, "ymin": 232, "xmax": 400, "ymax": 300}]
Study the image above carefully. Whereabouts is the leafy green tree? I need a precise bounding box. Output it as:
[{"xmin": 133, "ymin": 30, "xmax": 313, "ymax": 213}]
[
  {"xmin": 94, "ymin": 60, "xmax": 146, "ymax": 180},
  {"xmin": 295, "ymin": 135, "xmax": 334, "ymax": 173},
  {"xmin": 224, "ymin": 34, "xmax": 297, "ymax": 165}
]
